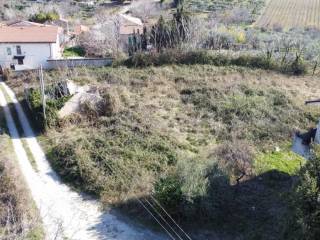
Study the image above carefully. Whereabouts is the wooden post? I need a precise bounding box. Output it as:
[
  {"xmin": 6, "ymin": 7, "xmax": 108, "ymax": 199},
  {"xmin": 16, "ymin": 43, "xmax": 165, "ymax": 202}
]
[{"xmin": 39, "ymin": 65, "xmax": 46, "ymax": 121}]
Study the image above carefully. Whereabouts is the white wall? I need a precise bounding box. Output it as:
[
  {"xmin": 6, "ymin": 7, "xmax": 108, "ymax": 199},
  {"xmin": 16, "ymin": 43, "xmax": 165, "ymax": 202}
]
[{"xmin": 0, "ymin": 42, "xmax": 62, "ymax": 71}]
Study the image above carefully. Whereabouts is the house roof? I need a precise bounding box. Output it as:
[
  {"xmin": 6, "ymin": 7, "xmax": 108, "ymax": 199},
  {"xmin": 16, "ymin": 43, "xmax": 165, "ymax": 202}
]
[
  {"xmin": 119, "ymin": 14, "xmax": 143, "ymax": 35},
  {"xmin": 7, "ymin": 20, "xmax": 44, "ymax": 27},
  {"xmin": 120, "ymin": 14, "xmax": 143, "ymax": 26},
  {"xmin": 0, "ymin": 23, "xmax": 60, "ymax": 43}
]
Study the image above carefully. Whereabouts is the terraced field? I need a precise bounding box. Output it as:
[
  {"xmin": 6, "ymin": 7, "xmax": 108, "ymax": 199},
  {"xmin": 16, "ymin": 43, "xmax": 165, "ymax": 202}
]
[
  {"xmin": 186, "ymin": 0, "xmax": 264, "ymax": 13},
  {"xmin": 255, "ymin": 0, "xmax": 320, "ymax": 30}
]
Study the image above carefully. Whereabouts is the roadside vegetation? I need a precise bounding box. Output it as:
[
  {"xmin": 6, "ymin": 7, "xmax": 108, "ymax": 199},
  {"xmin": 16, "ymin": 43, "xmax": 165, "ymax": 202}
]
[{"xmin": 0, "ymin": 110, "xmax": 43, "ymax": 240}]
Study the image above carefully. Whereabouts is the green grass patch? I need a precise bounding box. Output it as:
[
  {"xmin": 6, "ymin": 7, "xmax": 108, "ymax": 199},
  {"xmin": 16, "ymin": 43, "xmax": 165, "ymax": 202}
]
[
  {"xmin": 255, "ymin": 148, "xmax": 305, "ymax": 175},
  {"xmin": 63, "ymin": 46, "xmax": 85, "ymax": 58}
]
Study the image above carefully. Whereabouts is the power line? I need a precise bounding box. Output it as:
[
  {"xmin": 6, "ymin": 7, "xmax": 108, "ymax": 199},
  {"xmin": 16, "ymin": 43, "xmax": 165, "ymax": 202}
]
[
  {"xmin": 144, "ymin": 198, "xmax": 184, "ymax": 240},
  {"xmin": 137, "ymin": 199, "xmax": 176, "ymax": 240},
  {"xmin": 149, "ymin": 196, "xmax": 193, "ymax": 240},
  {"xmin": 93, "ymin": 151, "xmax": 190, "ymax": 240}
]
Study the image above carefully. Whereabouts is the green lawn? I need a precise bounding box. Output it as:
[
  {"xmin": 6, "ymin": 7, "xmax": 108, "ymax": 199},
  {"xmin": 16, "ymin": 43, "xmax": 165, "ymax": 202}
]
[
  {"xmin": 63, "ymin": 46, "xmax": 85, "ymax": 58},
  {"xmin": 255, "ymin": 146, "xmax": 305, "ymax": 175}
]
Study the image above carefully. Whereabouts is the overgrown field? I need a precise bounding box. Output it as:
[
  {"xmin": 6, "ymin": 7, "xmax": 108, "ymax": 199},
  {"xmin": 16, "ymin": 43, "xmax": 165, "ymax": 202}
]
[
  {"xmin": 9, "ymin": 64, "xmax": 320, "ymax": 239},
  {"xmin": 255, "ymin": 0, "xmax": 320, "ymax": 30}
]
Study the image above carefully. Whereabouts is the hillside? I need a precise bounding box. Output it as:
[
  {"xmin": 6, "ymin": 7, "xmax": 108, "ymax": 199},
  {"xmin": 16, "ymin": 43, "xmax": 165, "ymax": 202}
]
[
  {"xmin": 6, "ymin": 63, "xmax": 319, "ymax": 239},
  {"xmin": 1, "ymin": 0, "xmax": 320, "ymax": 239}
]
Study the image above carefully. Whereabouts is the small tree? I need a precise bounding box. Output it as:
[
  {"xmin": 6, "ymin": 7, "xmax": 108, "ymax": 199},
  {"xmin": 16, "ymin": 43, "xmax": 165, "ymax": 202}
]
[
  {"xmin": 215, "ymin": 140, "xmax": 254, "ymax": 185},
  {"xmin": 79, "ymin": 15, "xmax": 121, "ymax": 57}
]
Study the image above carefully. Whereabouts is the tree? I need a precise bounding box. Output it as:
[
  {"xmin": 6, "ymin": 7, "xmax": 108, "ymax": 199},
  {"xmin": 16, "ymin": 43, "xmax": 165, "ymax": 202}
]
[
  {"xmin": 172, "ymin": 6, "xmax": 190, "ymax": 45},
  {"xmin": 294, "ymin": 146, "xmax": 320, "ymax": 240},
  {"xmin": 79, "ymin": 15, "xmax": 122, "ymax": 57},
  {"xmin": 150, "ymin": 15, "xmax": 173, "ymax": 51},
  {"xmin": 215, "ymin": 140, "xmax": 254, "ymax": 185}
]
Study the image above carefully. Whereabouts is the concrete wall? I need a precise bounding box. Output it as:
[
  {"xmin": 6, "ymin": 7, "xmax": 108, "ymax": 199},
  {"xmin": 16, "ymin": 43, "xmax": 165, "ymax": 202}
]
[
  {"xmin": 0, "ymin": 42, "xmax": 62, "ymax": 70},
  {"xmin": 47, "ymin": 58, "xmax": 113, "ymax": 69}
]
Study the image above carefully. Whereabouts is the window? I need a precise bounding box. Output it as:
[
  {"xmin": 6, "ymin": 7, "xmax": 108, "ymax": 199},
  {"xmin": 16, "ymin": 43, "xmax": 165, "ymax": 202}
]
[
  {"xmin": 17, "ymin": 58, "xmax": 24, "ymax": 65},
  {"xmin": 16, "ymin": 46, "xmax": 22, "ymax": 55},
  {"xmin": 6, "ymin": 47, "xmax": 12, "ymax": 56}
]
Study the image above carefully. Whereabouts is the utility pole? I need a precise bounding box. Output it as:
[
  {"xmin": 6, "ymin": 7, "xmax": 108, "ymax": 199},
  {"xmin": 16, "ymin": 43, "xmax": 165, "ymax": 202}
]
[{"xmin": 39, "ymin": 65, "xmax": 46, "ymax": 122}]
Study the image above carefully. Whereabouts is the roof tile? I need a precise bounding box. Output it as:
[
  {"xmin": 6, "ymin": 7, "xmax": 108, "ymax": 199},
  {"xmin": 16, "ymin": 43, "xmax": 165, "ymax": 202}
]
[{"xmin": 0, "ymin": 25, "xmax": 60, "ymax": 43}]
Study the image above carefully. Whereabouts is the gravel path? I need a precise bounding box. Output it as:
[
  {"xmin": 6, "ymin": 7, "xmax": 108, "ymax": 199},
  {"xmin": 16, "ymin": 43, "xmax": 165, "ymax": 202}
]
[{"xmin": 0, "ymin": 80, "xmax": 166, "ymax": 240}]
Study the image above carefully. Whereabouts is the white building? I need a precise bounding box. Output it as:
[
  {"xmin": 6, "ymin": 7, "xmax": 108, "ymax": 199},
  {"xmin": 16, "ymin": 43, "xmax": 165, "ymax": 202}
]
[{"xmin": 0, "ymin": 21, "xmax": 63, "ymax": 71}]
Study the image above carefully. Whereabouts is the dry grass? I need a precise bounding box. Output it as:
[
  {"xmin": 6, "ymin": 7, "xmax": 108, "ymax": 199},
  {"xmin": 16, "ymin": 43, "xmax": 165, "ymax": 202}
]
[
  {"xmin": 0, "ymin": 111, "xmax": 43, "ymax": 240},
  {"xmin": 255, "ymin": 0, "xmax": 320, "ymax": 30},
  {"xmin": 7, "ymin": 64, "xmax": 320, "ymax": 239}
]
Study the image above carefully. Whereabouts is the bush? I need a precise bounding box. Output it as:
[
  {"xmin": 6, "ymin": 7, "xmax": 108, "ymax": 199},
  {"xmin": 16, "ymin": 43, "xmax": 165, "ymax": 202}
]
[
  {"xmin": 124, "ymin": 50, "xmax": 306, "ymax": 75},
  {"xmin": 293, "ymin": 146, "xmax": 320, "ymax": 239},
  {"xmin": 154, "ymin": 160, "xmax": 232, "ymax": 222},
  {"xmin": 215, "ymin": 140, "xmax": 255, "ymax": 184},
  {"xmin": 100, "ymin": 91, "xmax": 121, "ymax": 116},
  {"xmin": 63, "ymin": 46, "xmax": 86, "ymax": 58},
  {"xmin": 29, "ymin": 11, "xmax": 59, "ymax": 23},
  {"xmin": 288, "ymin": 58, "xmax": 307, "ymax": 75},
  {"xmin": 28, "ymin": 88, "xmax": 69, "ymax": 130},
  {"xmin": 231, "ymin": 55, "xmax": 276, "ymax": 70},
  {"xmin": 155, "ymin": 175, "xmax": 183, "ymax": 214}
]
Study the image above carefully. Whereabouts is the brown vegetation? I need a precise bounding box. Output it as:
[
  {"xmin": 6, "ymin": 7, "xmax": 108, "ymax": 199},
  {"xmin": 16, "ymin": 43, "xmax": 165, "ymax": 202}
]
[
  {"xmin": 0, "ymin": 135, "xmax": 43, "ymax": 240},
  {"xmin": 7, "ymin": 63, "xmax": 320, "ymax": 239}
]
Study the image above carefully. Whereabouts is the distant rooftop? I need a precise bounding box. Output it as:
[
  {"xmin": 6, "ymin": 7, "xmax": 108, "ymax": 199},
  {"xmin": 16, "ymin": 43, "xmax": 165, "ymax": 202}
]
[
  {"xmin": 0, "ymin": 21, "xmax": 60, "ymax": 43},
  {"xmin": 119, "ymin": 14, "xmax": 143, "ymax": 26},
  {"xmin": 7, "ymin": 20, "xmax": 45, "ymax": 27},
  {"xmin": 119, "ymin": 14, "xmax": 143, "ymax": 35}
]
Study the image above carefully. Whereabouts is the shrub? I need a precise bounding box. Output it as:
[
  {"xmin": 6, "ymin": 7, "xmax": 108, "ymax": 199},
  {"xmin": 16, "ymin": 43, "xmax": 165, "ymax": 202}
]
[
  {"xmin": 124, "ymin": 50, "xmax": 305, "ymax": 74},
  {"xmin": 289, "ymin": 58, "xmax": 307, "ymax": 75},
  {"xmin": 215, "ymin": 140, "xmax": 255, "ymax": 184},
  {"xmin": 231, "ymin": 55, "xmax": 276, "ymax": 70},
  {"xmin": 100, "ymin": 91, "xmax": 121, "ymax": 116},
  {"xmin": 294, "ymin": 145, "xmax": 320, "ymax": 239},
  {"xmin": 29, "ymin": 11, "xmax": 59, "ymax": 23},
  {"xmin": 28, "ymin": 88, "xmax": 69, "ymax": 130},
  {"xmin": 154, "ymin": 160, "xmax": 232, "ymax": 222},
  {"xmin": 155, "ymin": 174, "xmax": 183, "ymax": 214},
  {"xmin": 79, "ymin": 97, "xmax": 104, "ymax": 120},
  {"xmin": 63, "ymin": 46, "xmax": 86, "ymax": 58}
]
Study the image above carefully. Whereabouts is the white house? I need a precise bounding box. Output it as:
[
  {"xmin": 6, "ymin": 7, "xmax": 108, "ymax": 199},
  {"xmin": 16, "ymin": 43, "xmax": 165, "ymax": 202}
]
[{"xmin": 0, "ymin": 21, "xmax": 63, "ymax": 71}]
